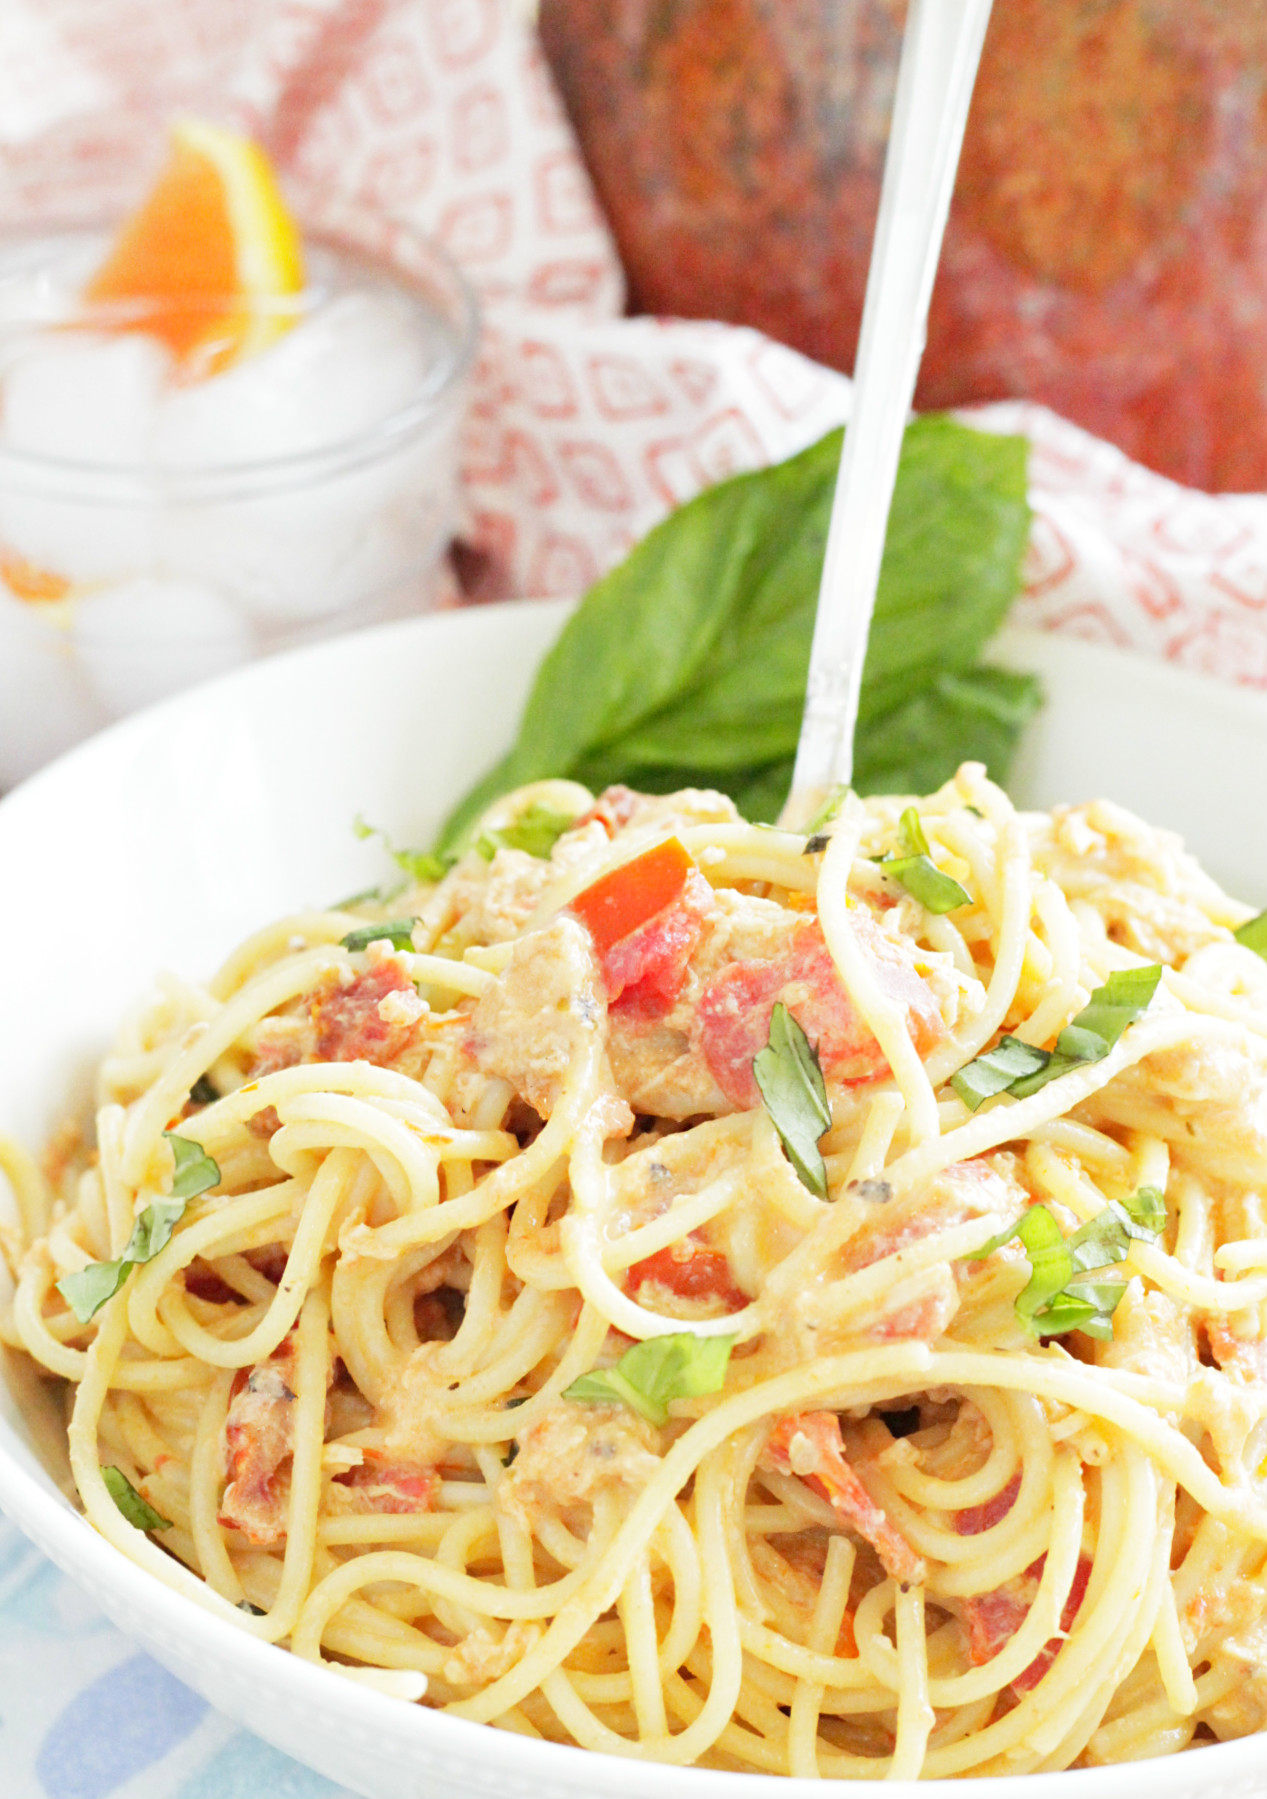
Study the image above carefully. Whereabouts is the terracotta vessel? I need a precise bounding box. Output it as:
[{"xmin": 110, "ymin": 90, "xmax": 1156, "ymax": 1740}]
[{"xmin": 541, "ymin": 0, "xmax": 1267, "ymax": 491}]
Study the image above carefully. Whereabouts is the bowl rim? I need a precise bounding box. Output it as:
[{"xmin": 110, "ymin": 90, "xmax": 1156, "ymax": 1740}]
[
  {"xmin": 3, "ymin": 1365, "xmax": 1259, "ymax": 1799},
  {"xmin": 0, "ymin": 216, "xmax": 479, "ymax": 500},
  {"xmin": 2, "ymin": 598, "xmax": 1267, "ymax": 1795}
]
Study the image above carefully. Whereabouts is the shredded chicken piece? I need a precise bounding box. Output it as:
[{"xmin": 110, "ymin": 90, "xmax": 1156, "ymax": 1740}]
[
  {"xmin": 464, "ymin": 918, "xmax": 605, "ymax": 1117},
  {"xmin": 1032, "ymin": 799, "xmax": 1238, "ymax": 963},
  {"xmin": 498, "ymin": 1401, "xmax": 660, "ymax": 1532},
  {"xmin": 441, "ymin": 1621, "xmax": 543, "ymax": 1690}
]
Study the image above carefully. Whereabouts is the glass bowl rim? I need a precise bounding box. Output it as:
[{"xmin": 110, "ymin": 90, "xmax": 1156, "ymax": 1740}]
[{"xmin": 0, "ymin": 215, "xmax": 479, "ymax": 502}]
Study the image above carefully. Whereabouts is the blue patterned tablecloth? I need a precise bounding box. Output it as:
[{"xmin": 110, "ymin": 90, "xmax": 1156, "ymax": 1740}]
[{"xmin": 0, "ymin": 1516, "xmax": 358, "ymax": 1799}]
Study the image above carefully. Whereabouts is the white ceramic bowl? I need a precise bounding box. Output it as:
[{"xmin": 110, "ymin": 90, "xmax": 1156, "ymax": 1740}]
[{"xmin": 2, "ymin": 599, "xmax": 1266, "ymax": 1799}]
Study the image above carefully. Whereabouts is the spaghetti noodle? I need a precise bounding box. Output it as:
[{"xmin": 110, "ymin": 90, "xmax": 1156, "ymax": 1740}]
[{"xmin": 5, "ymin": 763, "xmax": 1267, "ymax": 1775}]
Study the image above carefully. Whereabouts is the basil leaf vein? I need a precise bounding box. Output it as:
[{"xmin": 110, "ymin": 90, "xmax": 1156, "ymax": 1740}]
[
  {"xmin": 564, "ymin": 1332, "xmax": 735, "ymax": 1426},
  {"xmin": 967, "ymin": 1203, "xmax": 1142, "ymax": 1341},
  {"xmin": 752, "ymin": 1002, "xmax": 831, "ymax": 1197}
]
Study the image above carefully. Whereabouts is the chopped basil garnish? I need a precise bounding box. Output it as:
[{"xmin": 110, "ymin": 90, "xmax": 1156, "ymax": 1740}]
[
  {"xmin": 340, "ymin": 918, "xmax": 417, "ymax": 954},
  {"xmin": 352, "ymin": 816, "xmax": 454, "ymax": 891},
  {"xmin": 1234, "ymin": 911, "xmax": 1267, "ymax": 960},
  {"xmin": 950, "ymin": 965, "xmax": 1164, "ymax": 1110},
  {"xmin": 565, "ymin": 1331, "xmax": 735, "ymax": 1426},
  {"xmin": 166, "ymin": 1132, "xmax": 221, "ymax": 1202},
  {"xmin": 57, "ymin": 1132, "xmax": 218, "ymax": 1324},
  {"xmin": 188, "ymin": 1075, "xmax": 218, "ymax": 1107},
  {"xmin": 1118, "ymin": 1184, "xmax": 1167, "ymax": 1239},
  {"xmin": 950, "ymin": 1035, "xmax": 1049, "ymax": 1111},
  {"xmin": 119, "ymin": 1197, "xmax": 187, "ymax": 1264},
  {"xmin": 802, "ymin": 786, "xmax": 850, "ymax": 836},
  {"xmin": 1008, "ymin": 964, "xmax": 1164, "ymax": 1098},
  {"xmin": 898, "ymin": 809, "xmax": 931, "ymax": 856},
  {"xmin": 1065, "ymin": 1208, "xmax": 1131, "ymax": 1275},
  {"xmin": 753, "ymin": 1001, "xmax": 831, "ymax": 1197},
  {"xmin": 58, "ymin": 1259, "xmax": 130, "ymax": 1323},
  {"xmin": 881, "ymin": 807, "xmax": 972, "ymax": 915},
  {"xmin": 1028, "ymin": 1279, "xmax": 1125, "ymax": 1341},
  {"xmin": 398, "ymin": 851, "xmax": 456, "ymax": 883},
  {"xmin": 969, "ymin": 1193, "xmax": 1164, "ymax": 1342},
  {"xmin": 475, "ymin": 802, "xmax": 579, "ymax": 862},
  {"xmin": 336, "ymin": 883, "xmax": 404, "ymax": 908},
  {"xmin": 886, "ymin": 857, "xmax": 972, "ymax": 914},
  {"xmin": 102, "ymin": 1466, "xmax": 172, "ymax": 1532},
  {"xmin": 237, "ymin": 1600, "xmax": 267, "ymax": 1616}
]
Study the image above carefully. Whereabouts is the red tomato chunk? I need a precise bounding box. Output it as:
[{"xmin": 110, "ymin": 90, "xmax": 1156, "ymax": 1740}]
[
  {"xmin": 762, "ymin": 1410, "xmax": 923, "ymax": 1586},
  {"xmin": 696, "ymin": 914, "xmax": 942, "ymax": 1109},
  {"xmin": 626, "ymin": 1233, "xmax": 748, "ymax": 1313},
  {"xmin": 571, "ymin": 838, "xmax": 713, "ymax": 1017}
]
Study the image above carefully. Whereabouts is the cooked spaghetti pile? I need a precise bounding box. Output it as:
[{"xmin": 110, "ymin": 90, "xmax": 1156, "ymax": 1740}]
[{"xmin": 5, "ymin": 766, "xmax": 1267, "ymax": 1777}]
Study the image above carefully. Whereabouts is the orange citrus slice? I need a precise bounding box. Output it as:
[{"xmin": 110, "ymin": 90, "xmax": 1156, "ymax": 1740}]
[
  {"xmin": 84, "ymin": 119, "xmax": 305, "ymax": 373},
  {"xmin": 0, "ymin": 550, "xmax": 72, "ymax": 604}
]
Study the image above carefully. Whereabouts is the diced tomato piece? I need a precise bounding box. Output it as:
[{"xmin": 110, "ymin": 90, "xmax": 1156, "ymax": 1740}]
[
  {"xmin": 868, "ymin": 1287, "xmax": 957, "ymax": 1343},
  {"xmin": 242, "ymin": 1244, "xmax": 287, "ymax": 1284},
  {"xmin": 954, "ymin": 1472, "xmax": 1021, "ymax": 1537},
  {"xmin": 842, "ymin": 1161, "xmax": 1020, "ymax": 1275},
  {"xmin": 604, "ymin": 869, "xmax": 714, "ymax": 1017},
  {"xmin": 218, "ymin": 1337, "xmax": 299, "ymax": 1546},
  {"xmin": 187, "ymin": 1241, "xmax": 288, "ymax": 1306},
  {"xmin": 249, "ymin": 1037, "xmax": 301, "ymax": 1080},
  {"xmin": 762, "ymin": 1410, "xmax": 923, "ymax": 1585},
  {"xmin": 184, "ymin": 1261, "xmax": 237, "ymax": 1304},
  {"xmin": 694, "ymin": 913, "xmax": 943, "ymax": 1109},
  {"xmin": 572, "ymin": 785, "xmax": 641, "ymax": 838},
  {"xmin": 959, "ymin": 1551, "xmax": 1093, "ymax": 1693},
  {"xmin": 1206, "ymin": 1318, "xmax": 1267, "ymax": 1383},
  {"xmin": 1013, "ymin": 1554, "xmax": 1093, "ymax": 1692},
  {"xmin": 571, "ymin": 838, "xmax": 695, "ymax": 958},
  {"xmin": 627, "ymin": 1232, "xmax": 748, "ymax": 1313},
  {"xmin": 961, "ymin": 1584, "xmax": 1030, "ymax": 1666},
  {"xmin": 311, "ymin": 961, "xmax": 418, "ymax": 1065},
  {"xmin": 334, "ymin": 1453, "xmax": 438, "ymax": 1514},
  {"xmin": 570, "ymin": 838, "xmax": 713, "ymax": 1017}
]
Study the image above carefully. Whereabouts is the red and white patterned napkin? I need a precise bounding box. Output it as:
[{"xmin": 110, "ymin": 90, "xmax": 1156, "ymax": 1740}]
[{"xmin": 3, "ymin": 0, "xmax": 1266, "ymax": 689}]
